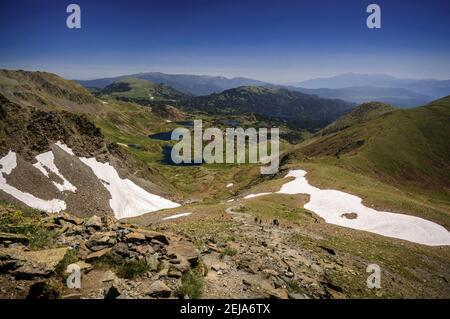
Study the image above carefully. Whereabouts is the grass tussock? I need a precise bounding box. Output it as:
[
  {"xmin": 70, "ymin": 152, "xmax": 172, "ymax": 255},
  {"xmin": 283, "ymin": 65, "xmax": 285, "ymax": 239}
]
[
  {"xmin": 0, "ymin": 207, "xmax": 59, "ymax": 250},
  {"xmin": 91, "ymin": 252, "xmax": 149, "ymax": 279},
  {"xmin": 176, "ymin": 269, "xmax": 204, "ymax": 299}
]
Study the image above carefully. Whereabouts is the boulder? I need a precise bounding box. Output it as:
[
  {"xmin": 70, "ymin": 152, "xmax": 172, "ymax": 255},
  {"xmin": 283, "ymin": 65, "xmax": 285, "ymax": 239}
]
[
  {"xmin": 259, "ymin": 282, "xmax": 289, "ymax": 299},
  {"xmin": 104, "ymin": 283, "xmax": 122, "ymax": 299},
  {"xmin": 172, "ymin": 257, "xmax": 190, "ymax": 273},
  {"xmin": 167, "ymin": 240, "xmax": 199, "ymax": 267},
  {"xmin": 0, "ymin": 248, "xmax": 26, "ymax": 273},
  {"xmin": 54, "ymin": 213, "xmax": 84, "ymax": 226},
  {"xmin": 0, "ymin": 232, "xmax": 29, "ymax": 246},
  {"xmin": 74, "ymin": 261, "xmax": 93, "ymax": 274},
  {"xmin": 134, "ymin": 245, "xmax": 153, "ymax": 255},
  {"xmin": 86, "ymin": 232, "xmax": 115, "ymax": 251},
  {"xmin": 135, "ymin": 229, "xmax": 169, "ymax": 245},
  {"xmin": 11, "ymin": 247, "xmax": 68, "ymax": 279},
  {"xmin": 125, "ymin": 232, "xmax": 146, "ymax": 243},
  {"xmin": 102, "ymin": 216, "xmax": 117, "ymax": 230},
  {"xmin": 113, "ymin": 242, "xmax": 130, "ymax": 256},
  {"xmin": 26, "ymin": 282, "xmax": 60, "ymax": 299},
  {"xmin": 86, "ymin": 248, "xmax": 112, "ymax": 262},
  {"xmin": 167, "ymin": 266, "xmax": 182, "ymax": 278},
  {"xmin": 77, "ymin": 241, "xmax": 91, "ymax": 260},
  {"xmin": 101, "ymin": 270, "xmax": 119, "ymax": 283},
  {"xmin": 146, "ymin": 280, "xmax": 172, "ymax": 298},
  {"xmin": 236, "ymin": 258, "xmax": 259, "ymax": 274},
  {"xmin": 145, "ymin": 254, "xmax": 159, "ymax": 272},
  {"xmin": 86, "ymin": 216, "xmax": 103, "ymax": 230}
]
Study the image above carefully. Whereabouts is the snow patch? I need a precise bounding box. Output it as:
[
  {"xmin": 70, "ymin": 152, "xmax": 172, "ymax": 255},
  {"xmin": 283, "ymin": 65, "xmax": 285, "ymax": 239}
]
[
  {"xmin": 78, "ymin": 157, "xmax": 180, "ymax": 219},
  {"xmin": 55, "ymin": 141, "xmax": 74, "ymax": 155},
  {"xmin": 0, "ymin": 151, "xmax": 66, "ymax": 212},
  {"xmin": 245, "ymin": 169, "xmax": 450, "ymax": 246},
  {"xmin": 244, "ymin": 192, "xmax": 271, "ymax": 199},
  {"xmin": 33, "ymin": 151, "xmax": 77, "ymax": 192},
  {"xmin": 55, "ymin": 142, "xmax": 180, "ymax": 219},
  {"xmin": 162, "ymin": 212, "xmax": 192, "ymax": 221}
]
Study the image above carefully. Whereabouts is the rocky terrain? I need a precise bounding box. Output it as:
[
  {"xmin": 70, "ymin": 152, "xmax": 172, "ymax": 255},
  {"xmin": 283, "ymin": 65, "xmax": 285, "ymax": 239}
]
[
  {"xmin": 0, "ymin": 203, "xmax": 323, "ymax": 300},
  {"xmin": 0, "ymin": 206, "xmax": 205, "ymax": 299}
]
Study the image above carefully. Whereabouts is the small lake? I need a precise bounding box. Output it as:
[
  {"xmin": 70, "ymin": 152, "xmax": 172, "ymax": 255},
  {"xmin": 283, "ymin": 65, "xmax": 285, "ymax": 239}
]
[
  {"xmin": 148, "ymin": 131, "xmax": 174, "ymax": 141},
  {"xmin": 162, "ymin": 145, "xmax": 203, "ymax": 166},
  {"xmin": 175, "ymin": 121, "xmax": 194, "ymax": 127},
  {"xmin": 225, "ymin": 119, "xmax": 240, "ymax": 127}
]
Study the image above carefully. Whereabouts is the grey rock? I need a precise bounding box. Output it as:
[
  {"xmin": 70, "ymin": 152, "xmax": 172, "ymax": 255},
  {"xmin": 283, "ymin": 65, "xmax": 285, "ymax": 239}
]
[
  {"xmin": 146, "ymin": 280, "xmax": 172, "ymax": 298},
  {"xmin": 86, "ymin": 215, "xmax": 103, "ymax": 230}
]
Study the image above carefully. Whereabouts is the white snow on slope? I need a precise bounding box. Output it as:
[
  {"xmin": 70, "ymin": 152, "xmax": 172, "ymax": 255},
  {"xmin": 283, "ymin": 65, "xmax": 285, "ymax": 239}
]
[
  {"xmin": 244, "ymin": 192, "xmax": 271, "ymax": 199},
  {"xmin": 55, "ymin": 141, "xmax": 74, "ymax": 155},
  {"xmin": 78, "ymin": 156, "xmax": 180, "ymax": 219},
  {"xmin": 0, "ymin": 143, "xmax": 180, "ymax": 218},
  {"xmin": 245, "ymin": 169, "xmax": 450, "ymax": 246},
  {"xmin": 33, "ymin": 151, "xmax": 77, "ymax": 192},
  {"xmin": 162, "ymin": 212, "xmax": 192, "ymax": 220},
  {"xmin": 0, "ymin": 151, "xmax": 66, "ymax": 212}
]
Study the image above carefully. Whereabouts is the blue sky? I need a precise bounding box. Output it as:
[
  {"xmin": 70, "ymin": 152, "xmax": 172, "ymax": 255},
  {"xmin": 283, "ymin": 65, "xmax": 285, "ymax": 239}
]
[{"xmin": 0, "ymin": 0, "xmax": 449, "ymax": 82}]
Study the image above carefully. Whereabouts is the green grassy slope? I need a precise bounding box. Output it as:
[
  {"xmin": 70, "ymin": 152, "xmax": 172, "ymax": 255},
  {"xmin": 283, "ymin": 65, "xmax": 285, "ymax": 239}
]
[
  {"xmin": 284, "ymin": 97, "xmax": 450, "ymax": 228},
  {"xmin": 0, "ymin": 69, "xmax": 100, "ymax": 112},
  {"xmin": 100, "ymin": 77, "xmax": 189, "ymax": 104},
  {"xmin": 299, "ymin": 97, "xmax": 450, "ymax": 191}
]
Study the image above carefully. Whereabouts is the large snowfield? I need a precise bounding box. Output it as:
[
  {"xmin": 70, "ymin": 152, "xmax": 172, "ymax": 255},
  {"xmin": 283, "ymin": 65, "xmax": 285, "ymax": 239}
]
[
  {"xmin": 79, "ymin": 155, "xmax": 180, "ymax": 219},
  {"xmin": 0, "ymin": 151, "xmax": 67, "ymax": 212},
  {"xmin": 0, "ymin": 143, "xmax": 180, "ymax": 219},
  {"xmin": 245, "ymin": 169, "xmax": 450, "ymax": 246}
]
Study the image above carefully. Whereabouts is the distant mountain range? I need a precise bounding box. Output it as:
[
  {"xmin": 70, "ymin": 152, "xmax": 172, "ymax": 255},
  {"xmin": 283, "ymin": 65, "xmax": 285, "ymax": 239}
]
[
  {"xmin": 78, "ymin": 72, "xmax": 266, "ymax": 96},
  {"xmin": 286, "ymin": 86, "xmax": 431, "ymax": 108},
  {"xmin": 294, "ymin": 73, "xmax": 450, "ymax": 99},
  {"xmin": 76, "ymin": 72, "xmax": 450, "ymax": 108}
]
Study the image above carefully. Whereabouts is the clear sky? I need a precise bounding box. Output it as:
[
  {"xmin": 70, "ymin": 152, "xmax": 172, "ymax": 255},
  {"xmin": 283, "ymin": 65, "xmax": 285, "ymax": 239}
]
[{"xmin": 0, "ymin": 0, "xmax": 449, "ymax": 82}]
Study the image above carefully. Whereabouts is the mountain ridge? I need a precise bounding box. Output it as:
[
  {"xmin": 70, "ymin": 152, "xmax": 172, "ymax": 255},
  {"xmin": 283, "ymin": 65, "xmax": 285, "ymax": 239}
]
[
  {"xmin": 296, "ymin": 97, "xmax": 450, "ymax": 191},
  {"xmin": 181, "ymin": 85, "xmax": 355, "ymax": 124},
  {"xmin": 294, "ymin": 73, "xmax": 450, "ymax": 99},
  {"xmin": 78, "ymin": 72, "xmax": 268, "ymax": 96}
]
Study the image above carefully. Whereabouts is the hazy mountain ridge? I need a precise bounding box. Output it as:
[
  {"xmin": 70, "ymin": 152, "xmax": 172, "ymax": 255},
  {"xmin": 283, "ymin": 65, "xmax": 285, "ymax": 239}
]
[
  {"xmin": 77, "ymin": 71, "xmax": 450, "ymax": 108},
  {"xmin": 288, "ymin": 85, "xmax": 431, "ymax": 108},
  {"xmin": 78, "ymin": 72, "xmax": 268, "ymax": 96},
  {"xmin": 295, "ymin": 73, "xmax": 450, "ymax": 99}
]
